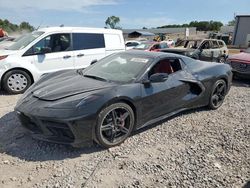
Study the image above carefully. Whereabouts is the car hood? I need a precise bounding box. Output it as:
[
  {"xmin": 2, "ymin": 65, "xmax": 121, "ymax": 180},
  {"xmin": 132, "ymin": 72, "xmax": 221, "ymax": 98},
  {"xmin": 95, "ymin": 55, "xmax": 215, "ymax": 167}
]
[
  {"xmin": 0, "ymin": 49, "xmax": 17, "ymax": 55},
  {"xmin": 229, "ymin": 52, "xmax": 250, "ymax": 64},
  {"xmin": 161, "ymin": 48, "xmax": 195, "ymax": 53},
  {"xmin": 31, "ymin": 70, "xmax": 116, "ymax": 101}
]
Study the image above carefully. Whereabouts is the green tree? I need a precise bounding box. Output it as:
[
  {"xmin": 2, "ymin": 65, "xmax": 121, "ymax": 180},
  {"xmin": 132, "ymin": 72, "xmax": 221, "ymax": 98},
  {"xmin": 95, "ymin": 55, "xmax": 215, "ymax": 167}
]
[
  {"xmin": 19, "ymin": 21, "xmax": 34, "ymax": 31},
  {"xmin": 228, "ymin": 19, "xmax": 235, "ymax": 26},
  {"xmin": 105, "ymin": 16, "xmax": 121, "ymax": 29},
  {"xmin": 158, "ymin": 20, "xmax": 223, "ymax": 31},
  {"xmin": 0, "ymin": 19, "xmax": 34, "ymax": 33}
]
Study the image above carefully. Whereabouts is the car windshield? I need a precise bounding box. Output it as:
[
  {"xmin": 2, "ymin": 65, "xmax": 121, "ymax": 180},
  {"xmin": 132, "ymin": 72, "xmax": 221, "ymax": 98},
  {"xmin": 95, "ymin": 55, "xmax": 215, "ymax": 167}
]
[
  {"xmin": 83, "ymin": 53, "xmax": 154, "ymax": 83},
  {"xmin": 6, "ymin": 31, "xmax": 44, "ymax": 50},
  {"xmin": 176, "ymin": 40, "xmax": 201, "ymax": 49},
  {"xmin": 134, "ymin": 43, "xmax": 153, "ymax": 50}
]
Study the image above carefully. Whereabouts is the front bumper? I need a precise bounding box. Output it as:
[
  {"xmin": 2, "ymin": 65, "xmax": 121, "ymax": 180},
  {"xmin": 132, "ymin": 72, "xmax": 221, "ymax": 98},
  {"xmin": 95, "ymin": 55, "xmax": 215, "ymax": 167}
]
[
  {"xmin": 0, "ymin": 68, "xmax": 6, "ymax": 91},
  {"xmin": 232, "ymin": 71, "xmax": 250, "ymax": 79},
  {"xmin": 16, "ymin": 111, "xmax": 96, "ymax": 147},
  {"xmin": 227, "ymin": 61, "xmax": 250, "ymax": 79}
]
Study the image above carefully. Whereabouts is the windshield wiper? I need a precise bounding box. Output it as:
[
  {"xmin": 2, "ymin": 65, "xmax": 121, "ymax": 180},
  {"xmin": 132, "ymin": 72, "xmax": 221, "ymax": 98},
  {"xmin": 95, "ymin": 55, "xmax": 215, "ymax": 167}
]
[{"xmin": 84, "ymin": 74, "xmax": 108, "ymax": 82}]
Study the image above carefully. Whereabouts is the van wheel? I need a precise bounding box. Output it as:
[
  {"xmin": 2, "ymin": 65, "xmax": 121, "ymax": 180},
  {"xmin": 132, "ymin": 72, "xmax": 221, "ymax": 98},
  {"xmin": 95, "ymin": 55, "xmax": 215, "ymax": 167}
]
[{"xmin": 3, "ymin": 70, "xmax": 32, "ymax": 94}]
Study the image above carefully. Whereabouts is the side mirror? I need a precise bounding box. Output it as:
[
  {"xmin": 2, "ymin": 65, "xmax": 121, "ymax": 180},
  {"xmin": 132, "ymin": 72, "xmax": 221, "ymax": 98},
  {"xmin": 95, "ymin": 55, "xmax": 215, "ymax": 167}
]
[
  {"xmin": 149, "ymin": 73, "xmax": 168, "ymax": 83},
  {"xmin": 91, "ymin": 59, "xmax": 98, "ymax": 65}
]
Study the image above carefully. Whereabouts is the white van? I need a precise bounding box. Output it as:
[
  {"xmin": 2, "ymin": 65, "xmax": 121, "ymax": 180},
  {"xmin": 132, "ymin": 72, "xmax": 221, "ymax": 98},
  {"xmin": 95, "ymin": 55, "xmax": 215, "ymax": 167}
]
[{"xmin": 0, "ymin": 27, "xmax": 125, "ymax": 94}]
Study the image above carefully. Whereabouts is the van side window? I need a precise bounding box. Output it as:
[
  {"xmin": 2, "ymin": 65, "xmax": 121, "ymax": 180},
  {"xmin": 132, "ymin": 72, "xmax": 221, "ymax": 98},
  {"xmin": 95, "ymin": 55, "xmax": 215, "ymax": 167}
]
[
  {"xmin": 148, "ymin": 58, "xmax": 182, "ymax": 77},
  {"xmin": 23, "ymin": 33, "xmax": 71, "ymax": 56},
  {"xmin": 72, "ymin": 33, "xmax": 105, "ymax": 50}
]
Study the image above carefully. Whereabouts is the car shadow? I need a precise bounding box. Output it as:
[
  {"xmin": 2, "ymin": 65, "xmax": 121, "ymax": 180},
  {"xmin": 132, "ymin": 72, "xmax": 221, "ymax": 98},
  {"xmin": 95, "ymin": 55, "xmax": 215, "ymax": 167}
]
[
  {"xmin": 0, "ymin": 90, "xmax": 10, "ymax": 96},
  {"xmin": 232, "ymin": 78, "xmax": 250, "ymax": 88},
  {"xmin": 0, "ymin": 111, "xmax": 104, "ymax": 162},
  {"xmin": 133, "ymin": 78, "xmax": 250, "ymax": 137},
  {"xmin": 132, "ymin": 106, "xmax": 208, "ymax": 136},
  {"xmin": 242, "ymin": 181, "xmax": 250, "ymax": 188},
  {"xmin": 0, "ymin": 107, "xmax": 208, "ymax": 162}
]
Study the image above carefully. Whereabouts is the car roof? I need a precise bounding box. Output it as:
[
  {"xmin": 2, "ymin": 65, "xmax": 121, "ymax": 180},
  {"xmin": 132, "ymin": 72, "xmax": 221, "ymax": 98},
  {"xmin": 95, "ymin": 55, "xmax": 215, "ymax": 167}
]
[{"xmin": 37, "ymin": 27, "xmax": 122, "ymax": 34}]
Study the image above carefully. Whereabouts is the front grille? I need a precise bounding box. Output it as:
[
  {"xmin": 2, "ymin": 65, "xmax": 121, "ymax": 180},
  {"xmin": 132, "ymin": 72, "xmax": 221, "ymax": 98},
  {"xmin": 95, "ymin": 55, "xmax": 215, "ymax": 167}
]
[
  {"xmin": 18, "ymin": 113, "xmax": 43, "ymax": 134},
  {"xmin": 18, "ymin": 113, "xmax": 75, "ymax": 142},
  {"xmin": 42, "ymin": 120, "xmax": 75, "ymax": 141},
  {"xmin": 231, "ymin": 61, "xmax": 250, "ymax": 73}
]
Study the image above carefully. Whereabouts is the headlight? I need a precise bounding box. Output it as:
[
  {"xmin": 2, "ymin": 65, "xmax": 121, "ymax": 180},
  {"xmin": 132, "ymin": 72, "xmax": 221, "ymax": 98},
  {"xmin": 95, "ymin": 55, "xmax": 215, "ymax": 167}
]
[
  {"xmin": 76, "ymin": 95, "xmax": 100, "ymax": 108},
  {"xmin": 45, "ymin": 94, "xmax": 101, "ymax": 109}
]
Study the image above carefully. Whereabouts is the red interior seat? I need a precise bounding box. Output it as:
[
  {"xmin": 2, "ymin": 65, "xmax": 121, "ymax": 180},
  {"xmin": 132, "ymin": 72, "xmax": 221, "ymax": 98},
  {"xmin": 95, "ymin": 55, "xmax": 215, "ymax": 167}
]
[{"xmin": 157, "ymin": 60, "xmax": 173, "ymax": 74}]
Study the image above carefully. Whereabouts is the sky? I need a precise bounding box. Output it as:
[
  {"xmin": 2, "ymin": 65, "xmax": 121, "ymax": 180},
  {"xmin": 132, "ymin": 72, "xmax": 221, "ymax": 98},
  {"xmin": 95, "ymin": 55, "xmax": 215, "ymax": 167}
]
[{"xmin": 0, "ymin": 0, "xmax": 249, "ymax": 29}]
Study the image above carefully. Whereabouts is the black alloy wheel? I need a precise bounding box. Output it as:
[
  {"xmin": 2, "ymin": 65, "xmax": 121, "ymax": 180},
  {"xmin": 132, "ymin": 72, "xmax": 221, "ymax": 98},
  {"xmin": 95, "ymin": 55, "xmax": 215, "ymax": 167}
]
[
  {"xmin": 96, "ymin": 103, "xmax": 135, "ymax": 148},
  {"xmin": 209, "ymin": 79, "xmax": 227, "ymax": 109}
]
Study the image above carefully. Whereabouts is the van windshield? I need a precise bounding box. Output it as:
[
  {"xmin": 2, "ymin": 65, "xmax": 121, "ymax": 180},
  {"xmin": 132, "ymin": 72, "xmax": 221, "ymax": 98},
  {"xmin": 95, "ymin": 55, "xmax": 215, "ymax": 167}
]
[{"xmin": 6, "ymin": 31, "xmax": 44, "ymax": 50}]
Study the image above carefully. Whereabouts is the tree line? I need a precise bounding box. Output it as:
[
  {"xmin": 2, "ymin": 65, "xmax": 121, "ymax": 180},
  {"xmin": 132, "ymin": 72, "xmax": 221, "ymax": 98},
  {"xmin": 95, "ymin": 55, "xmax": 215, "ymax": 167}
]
[
  {"xmin": 157, "ymin": 21, "xmax": 224, "ymax": 31},
  {"xmin": 0, "ymin": 19, "xmax": 34, "ymax": 33}
]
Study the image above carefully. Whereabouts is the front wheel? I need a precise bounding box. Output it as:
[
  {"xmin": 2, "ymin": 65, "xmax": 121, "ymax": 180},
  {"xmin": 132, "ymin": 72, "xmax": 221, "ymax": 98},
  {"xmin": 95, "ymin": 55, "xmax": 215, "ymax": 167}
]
[
  {"xmin": 208, "ymin": 79, "xmax": 227, "ymax": 110},
  {"xmin": 2, "ymin": 70, "xmax": 32, "ymax": 94},
  {"xmin": 95, "ymin": 103, "xmax": 135, "ymax": 148}
]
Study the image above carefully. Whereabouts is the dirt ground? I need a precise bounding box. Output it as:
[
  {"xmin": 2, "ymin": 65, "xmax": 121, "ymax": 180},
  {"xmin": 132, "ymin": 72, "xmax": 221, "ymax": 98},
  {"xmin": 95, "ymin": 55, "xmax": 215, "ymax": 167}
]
[{"xmin": 0, "ymin": 79, "xmax": 249, "ymax": 188}]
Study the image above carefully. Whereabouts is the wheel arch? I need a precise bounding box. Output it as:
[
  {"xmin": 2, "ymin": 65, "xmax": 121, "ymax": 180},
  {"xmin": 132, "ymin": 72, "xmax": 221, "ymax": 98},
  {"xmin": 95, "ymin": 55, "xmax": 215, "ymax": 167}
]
[
  {"xmin": 217, "ymin": 75, "xmax": 228, "ymax": 90},
  {"xmin": 92, "ymin": 96, "xmax": 138, "ymax": 144},
  {"xmin": 99, "ymin": 97, "xmax": 137, "ymax": 125}
]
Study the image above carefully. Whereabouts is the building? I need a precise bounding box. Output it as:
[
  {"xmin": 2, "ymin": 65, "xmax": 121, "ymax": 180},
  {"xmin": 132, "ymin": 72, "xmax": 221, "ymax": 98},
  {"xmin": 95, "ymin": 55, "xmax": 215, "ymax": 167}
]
[
  {"xmin": 122, "ymin": 27, "xmax": 197, "ymax": 40},
  {"xmin": 220, "ymin": 26, "xmax": 234, "ymax": 35},
  {"xmin": 233, "ymin": 15, "xmax": 250, "ymax": 46},
  {"xmin": 127, "ymin": 31, "xmax": 155, "ymax": 38}
]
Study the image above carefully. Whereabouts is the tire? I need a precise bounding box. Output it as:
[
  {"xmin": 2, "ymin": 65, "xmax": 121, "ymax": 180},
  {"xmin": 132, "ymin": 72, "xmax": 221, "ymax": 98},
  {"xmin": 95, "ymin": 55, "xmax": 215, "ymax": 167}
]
[
  {"xmin": 95, "ymin": 102, "xmax": 135, "ymax": 148},
  {"xmin": 2, "ymin": 70, "xmax": 32, "ymax": 94},
  {"xmin": 232, "ymin": 72, "xmax": 239, "ymax": 80},
  {"xmin": 218, "ymin": 56, "xmax": 226, "ymax": 63},
  {"xmin": 208, "ymin": 79, "xmax": 227, "ymax": 110}
]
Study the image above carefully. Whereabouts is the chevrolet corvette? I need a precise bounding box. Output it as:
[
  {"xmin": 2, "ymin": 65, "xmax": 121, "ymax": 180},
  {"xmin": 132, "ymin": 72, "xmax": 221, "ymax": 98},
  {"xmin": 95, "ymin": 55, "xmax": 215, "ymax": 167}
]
[{"xmin": 15, "ymin": 51, "xmax": 232, "ymax": 148}]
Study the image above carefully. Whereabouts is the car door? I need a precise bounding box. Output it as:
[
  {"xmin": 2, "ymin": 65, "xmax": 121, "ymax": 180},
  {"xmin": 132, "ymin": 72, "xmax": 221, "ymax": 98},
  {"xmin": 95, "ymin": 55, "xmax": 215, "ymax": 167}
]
[
  {"xmin": 210, "ymin": 40, "xmax": 221, "ymax": 61},
  {"xmin": 199, "ymin": 40, "xmax": 213, "ymax": 61},
  {"xmin": 72, "ymin": 33, "xmax": 106, "ymax": 69},
  {"xmin": 140, "ymin": 58, "xmax": 192, "ymax": 123},
  {"xmin": 23, "ymin": 33, "xmax": 74, "ymax": 74}
]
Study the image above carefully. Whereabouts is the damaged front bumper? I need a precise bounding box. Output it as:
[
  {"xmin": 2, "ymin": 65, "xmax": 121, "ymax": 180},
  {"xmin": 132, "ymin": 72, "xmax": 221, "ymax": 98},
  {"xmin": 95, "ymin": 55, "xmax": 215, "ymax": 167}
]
[{"xmin": 16, "ymin": 110, "xmax": 96, "ymax": 148}]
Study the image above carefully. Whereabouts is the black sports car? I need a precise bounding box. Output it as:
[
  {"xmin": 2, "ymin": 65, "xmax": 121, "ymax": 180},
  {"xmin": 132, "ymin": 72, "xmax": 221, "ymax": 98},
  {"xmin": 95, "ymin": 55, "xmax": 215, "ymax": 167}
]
[{"xmin": 15, "ymin": 51, "xmax": 232, "ymax": 148}]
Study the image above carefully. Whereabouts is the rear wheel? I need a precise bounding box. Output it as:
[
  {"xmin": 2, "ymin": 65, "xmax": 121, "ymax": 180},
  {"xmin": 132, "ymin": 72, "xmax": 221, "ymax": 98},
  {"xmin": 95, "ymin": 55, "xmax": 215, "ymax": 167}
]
[
  {"xmin": 3, "ymin": 70, "xmax": 32, "ymax": 94},
  {"xmin": 95, "ymin": 103, "xmax": 135, "ymax": 148},
  {"xmin": 208, "ymin": 79, "xmax": 227, "ymax": 109}
]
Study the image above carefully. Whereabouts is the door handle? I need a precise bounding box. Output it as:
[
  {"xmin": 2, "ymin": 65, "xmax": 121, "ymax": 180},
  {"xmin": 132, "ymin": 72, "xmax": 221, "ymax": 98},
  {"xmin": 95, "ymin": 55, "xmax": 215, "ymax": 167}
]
[
  {"xmin": 63, "ymin": 55, "xmax": 71, "ymax": 59},
  {"xmin": 77, "ymin": 53, "xmax": 84, "ymax": 57}
]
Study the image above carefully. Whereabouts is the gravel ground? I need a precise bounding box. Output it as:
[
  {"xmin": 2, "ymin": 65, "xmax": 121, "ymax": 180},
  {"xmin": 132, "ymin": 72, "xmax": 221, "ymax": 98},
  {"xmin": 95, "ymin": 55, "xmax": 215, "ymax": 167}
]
[{"xmin": 0, "ymin": 80, "xmax": 249, "ymax": 188}]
